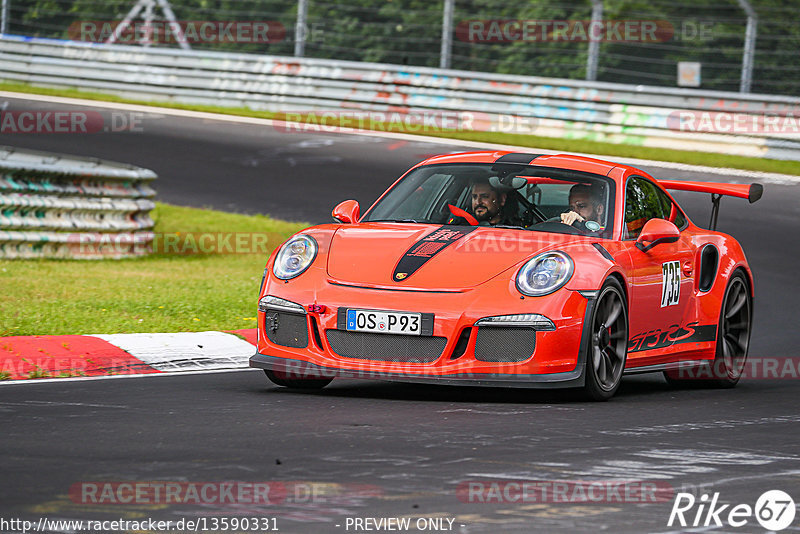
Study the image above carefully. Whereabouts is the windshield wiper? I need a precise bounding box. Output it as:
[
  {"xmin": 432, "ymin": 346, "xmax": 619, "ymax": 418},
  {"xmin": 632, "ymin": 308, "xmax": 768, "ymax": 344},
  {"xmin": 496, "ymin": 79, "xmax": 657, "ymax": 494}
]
[{"xmin": 494, "ymin": 224, "xmax": 527, "ymax": 230}]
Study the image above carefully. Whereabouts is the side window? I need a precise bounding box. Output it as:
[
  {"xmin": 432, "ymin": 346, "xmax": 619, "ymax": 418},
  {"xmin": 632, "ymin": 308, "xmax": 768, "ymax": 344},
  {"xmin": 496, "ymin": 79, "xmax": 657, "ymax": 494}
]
[
  {"xmin": 672, "ymin": 206, "xmax": 687, "ymax": 229},
  {"xmin": 653, "ymin": 187, "xmax": 687, "ymax": 229},
  {"xmin": 625, "ymin": 178, "xmax": 668, "ymax": 239}
]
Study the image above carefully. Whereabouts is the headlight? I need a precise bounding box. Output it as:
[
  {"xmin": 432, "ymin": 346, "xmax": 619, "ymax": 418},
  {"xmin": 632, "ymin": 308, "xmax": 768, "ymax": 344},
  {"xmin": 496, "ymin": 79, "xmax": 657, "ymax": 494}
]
[
  {"xmin": 273, "ymin": 234, "xmax": 318, "ymax": 280},
  {"xmin": 516, "ymin": 251, "xmax": 573, "ymax": 296}
]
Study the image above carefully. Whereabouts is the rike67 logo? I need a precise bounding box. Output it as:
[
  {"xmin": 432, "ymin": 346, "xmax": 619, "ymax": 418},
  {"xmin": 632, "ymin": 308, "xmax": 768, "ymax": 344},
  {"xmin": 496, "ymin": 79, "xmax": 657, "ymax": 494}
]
[{"xmin": 668, "ymin": 490, "xmax": 796, "ymax": 530}]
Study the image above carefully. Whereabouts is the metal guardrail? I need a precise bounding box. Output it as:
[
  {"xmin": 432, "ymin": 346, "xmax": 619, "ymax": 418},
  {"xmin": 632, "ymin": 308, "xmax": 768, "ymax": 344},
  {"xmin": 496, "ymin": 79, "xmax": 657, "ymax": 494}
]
[
  {"xmin": 0, "ymin": 144, "xmax": 156, "ymax": 259},
  {"xmin": 1, "ymin": 35, "xmax": 799, "ymax": 161}
]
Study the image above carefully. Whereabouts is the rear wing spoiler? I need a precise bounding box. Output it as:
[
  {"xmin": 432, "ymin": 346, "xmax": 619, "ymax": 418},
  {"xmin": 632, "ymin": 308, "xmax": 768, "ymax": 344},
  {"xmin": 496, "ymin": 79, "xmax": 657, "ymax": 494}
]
[{"xmin": 657, "ymin": 180, "xmax": 763, "ymax": 231}]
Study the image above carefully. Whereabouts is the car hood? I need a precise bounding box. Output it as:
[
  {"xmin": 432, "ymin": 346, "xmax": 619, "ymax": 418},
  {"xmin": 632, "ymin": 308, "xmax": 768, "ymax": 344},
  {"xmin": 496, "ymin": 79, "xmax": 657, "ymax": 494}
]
[{"xmin": 326, "ymin": 223, "xmax": 579, "ymax": 289}]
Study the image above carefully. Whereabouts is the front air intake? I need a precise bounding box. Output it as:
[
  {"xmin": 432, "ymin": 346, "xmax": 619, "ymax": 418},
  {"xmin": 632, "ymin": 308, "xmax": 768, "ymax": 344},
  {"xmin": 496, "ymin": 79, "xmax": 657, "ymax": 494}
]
[
  {"xmin": 265, "ymin": 311, "xmax": 309, "ymax": 348},
  {"xmin": 474, "ymin": 327, "xmax": 535, "ymax": 362}
]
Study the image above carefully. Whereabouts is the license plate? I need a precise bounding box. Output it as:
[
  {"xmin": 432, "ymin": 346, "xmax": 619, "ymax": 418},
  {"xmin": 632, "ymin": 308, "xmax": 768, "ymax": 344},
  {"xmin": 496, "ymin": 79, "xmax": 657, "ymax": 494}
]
[{"xmin": 345, "ymin": 309, "xmax": 422, "ymax": 335}]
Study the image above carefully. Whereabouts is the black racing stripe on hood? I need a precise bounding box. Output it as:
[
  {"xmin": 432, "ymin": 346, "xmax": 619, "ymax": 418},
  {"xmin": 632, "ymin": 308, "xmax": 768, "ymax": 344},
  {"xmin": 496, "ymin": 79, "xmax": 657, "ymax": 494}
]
[
  {"xmin": 392, "ymin": 226, "xmax": 477, "ymax": 282},
  {"xmin": 494, "ymin": 153, "xmax": 544, "ymax": 164}
]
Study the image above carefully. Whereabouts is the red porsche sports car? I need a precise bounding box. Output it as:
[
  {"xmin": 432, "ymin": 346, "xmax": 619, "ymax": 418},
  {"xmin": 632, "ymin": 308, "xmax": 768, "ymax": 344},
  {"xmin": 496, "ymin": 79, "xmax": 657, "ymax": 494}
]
[{"xmin": 250, "ymin": 152, "xmax": 762, "ymax": 400}]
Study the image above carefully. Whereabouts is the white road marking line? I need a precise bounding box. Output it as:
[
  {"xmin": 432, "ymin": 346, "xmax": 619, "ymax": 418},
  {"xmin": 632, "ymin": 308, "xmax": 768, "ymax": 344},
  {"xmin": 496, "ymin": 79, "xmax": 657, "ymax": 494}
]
[
  {"xmin": 0, "ymin": 367, "xmax": 257, "ymax": 386},
  {"xmin": 599, "ymin": 414, "xmax": 800, "ymax": 436},
  {"xmin": 0, "ymin": 400, "xmax": 129, "ymax": 408}
]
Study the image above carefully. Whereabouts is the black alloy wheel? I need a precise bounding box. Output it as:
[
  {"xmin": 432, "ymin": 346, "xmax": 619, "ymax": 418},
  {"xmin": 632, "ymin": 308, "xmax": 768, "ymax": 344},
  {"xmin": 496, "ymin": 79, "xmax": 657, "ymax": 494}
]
[{"xmin": 583, "ymin": 278, "xmax": 629, "ymax": 401}]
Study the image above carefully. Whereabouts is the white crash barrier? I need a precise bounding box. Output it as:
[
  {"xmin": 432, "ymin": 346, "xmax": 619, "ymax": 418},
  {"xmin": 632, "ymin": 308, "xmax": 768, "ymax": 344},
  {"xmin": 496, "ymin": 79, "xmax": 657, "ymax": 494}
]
[
  {"xmin": 0, "ymin": 145, "xmax": 157, "ymax": 259},
  {"xmin": 1, "ymin": 36, "xmax": 799, "ymax": 160}
]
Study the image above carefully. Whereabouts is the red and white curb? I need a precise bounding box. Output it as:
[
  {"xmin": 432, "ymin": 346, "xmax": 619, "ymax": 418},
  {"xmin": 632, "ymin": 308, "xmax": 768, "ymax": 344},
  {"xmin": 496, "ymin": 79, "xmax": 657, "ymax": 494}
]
[{"xmin": 0, "ymin": 329, "xmax": 257, "ymax": 382}]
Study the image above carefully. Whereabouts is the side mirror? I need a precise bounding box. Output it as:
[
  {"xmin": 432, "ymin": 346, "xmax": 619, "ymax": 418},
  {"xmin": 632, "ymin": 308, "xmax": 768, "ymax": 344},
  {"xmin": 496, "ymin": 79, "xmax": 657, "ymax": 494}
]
[
  {"xmin": 332, "ymin": 200, "xmax": 360, "ymax": 224},
  {"xmin": 635, "ymin": 218, "xmax": 680, "ymax": 252}
]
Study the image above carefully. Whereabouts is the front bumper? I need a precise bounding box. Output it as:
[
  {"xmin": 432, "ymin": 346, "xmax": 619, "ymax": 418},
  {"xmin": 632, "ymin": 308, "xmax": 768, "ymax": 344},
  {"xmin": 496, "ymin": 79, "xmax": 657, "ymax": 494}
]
[
  {"xmin": 250, "ymin": 273, "xmax": 595, "ymax": 388},
  {"xmin": 250, "ymin": 352, "xmax": 586, "ymax": 388}
]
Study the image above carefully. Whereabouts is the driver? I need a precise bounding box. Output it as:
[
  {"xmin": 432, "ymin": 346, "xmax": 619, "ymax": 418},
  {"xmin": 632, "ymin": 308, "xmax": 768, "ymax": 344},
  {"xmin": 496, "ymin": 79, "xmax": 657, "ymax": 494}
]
[
  {"xmin": 560, "ymin": 184, "xmax": 604, "ymax": 227},
  {"xmin": 447, "ymin": 179, "xmax": 515, "ymax": 226},
  {"xmin": 470, "ymin": 179, "xmax": 507, "ymax": 225}
]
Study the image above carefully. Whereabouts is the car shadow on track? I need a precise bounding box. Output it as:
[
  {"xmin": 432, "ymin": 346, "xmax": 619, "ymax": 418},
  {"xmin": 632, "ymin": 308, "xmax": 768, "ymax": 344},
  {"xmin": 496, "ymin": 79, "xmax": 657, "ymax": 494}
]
[{"xmin": 248, "ymin": 374, "xmax": 725, "ymax": 404}]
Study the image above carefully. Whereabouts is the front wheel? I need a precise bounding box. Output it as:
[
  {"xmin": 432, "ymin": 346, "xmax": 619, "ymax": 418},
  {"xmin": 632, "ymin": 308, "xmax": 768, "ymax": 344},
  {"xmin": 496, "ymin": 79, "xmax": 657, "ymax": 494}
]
[
  {"xmin": 264, "ymin": 369, "xmax": 333, "ymax": 390},
  {"xmin": 582, "ymin": 278, "xmax": 629, "ymax": 401}
]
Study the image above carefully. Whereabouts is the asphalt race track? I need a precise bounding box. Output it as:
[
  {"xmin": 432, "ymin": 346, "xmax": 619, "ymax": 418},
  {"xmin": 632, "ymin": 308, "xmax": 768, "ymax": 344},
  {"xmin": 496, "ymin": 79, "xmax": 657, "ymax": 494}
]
[{"xmin": 2, "ymin": 95, "xmax": 800, "ymax": 533}]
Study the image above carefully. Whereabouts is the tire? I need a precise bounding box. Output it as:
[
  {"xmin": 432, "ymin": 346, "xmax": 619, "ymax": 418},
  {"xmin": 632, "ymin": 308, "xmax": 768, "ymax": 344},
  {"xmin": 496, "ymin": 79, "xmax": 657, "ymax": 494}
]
[
  {"xmin": 583, "ymin": 278, "xmax": 629, "ymax": 401},
  {"xmin": 663, "ymin": 271, "xmax": 752, "ymax": 388},
  {"xmin": 708, "ymin": 271, "xmax": 752, "ymax": 387},
  {"xmin": 264, "ymin": 369, "xmax": 333, "ymax": 390}
]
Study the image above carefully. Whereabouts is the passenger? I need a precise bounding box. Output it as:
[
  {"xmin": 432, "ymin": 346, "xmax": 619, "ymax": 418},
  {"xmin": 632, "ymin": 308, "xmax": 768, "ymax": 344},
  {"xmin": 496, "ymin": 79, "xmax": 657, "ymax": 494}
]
[{"xmin": 561, "ymin": 184, "xmax": 604, "ymax": 227}]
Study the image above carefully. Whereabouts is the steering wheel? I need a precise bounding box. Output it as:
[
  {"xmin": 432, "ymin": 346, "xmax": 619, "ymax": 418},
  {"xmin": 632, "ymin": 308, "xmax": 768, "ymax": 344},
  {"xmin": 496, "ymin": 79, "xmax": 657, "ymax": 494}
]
[
  {"xmin": 537, "ymin": 215, "xmax": 600, "ymax": 234},
  {"xmin": 447, "ymin": 204, "xmax": 478, "ymax": 226}
]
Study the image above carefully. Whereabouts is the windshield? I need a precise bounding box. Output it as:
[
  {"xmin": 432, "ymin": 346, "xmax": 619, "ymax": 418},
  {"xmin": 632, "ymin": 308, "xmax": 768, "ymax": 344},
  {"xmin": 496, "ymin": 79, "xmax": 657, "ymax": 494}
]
[{"xmin": 363, "ymin": 163, "xmax": 616, "ymax": 238}]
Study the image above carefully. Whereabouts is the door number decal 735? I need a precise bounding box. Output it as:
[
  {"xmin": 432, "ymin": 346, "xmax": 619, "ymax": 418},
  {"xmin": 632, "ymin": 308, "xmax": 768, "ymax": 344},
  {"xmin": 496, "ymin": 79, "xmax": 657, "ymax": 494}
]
[{"xmin": 661, "ymin": 261, "xmax": 680, "ymax": 307}]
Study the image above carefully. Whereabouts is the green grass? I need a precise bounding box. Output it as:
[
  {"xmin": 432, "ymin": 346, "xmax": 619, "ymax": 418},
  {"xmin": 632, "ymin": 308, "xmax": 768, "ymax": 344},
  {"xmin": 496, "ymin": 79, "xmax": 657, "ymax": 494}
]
[
  {"xmin": 2, "ymin": 80, "xmax": 799, "ymax": 176},
  {"xmin": 27, "ymin": 367, "xmax": 51, "ymax": 379},
  {"xmin": 0, "ymin": 203, "xmax": 308, "ymax": 336}
]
